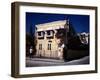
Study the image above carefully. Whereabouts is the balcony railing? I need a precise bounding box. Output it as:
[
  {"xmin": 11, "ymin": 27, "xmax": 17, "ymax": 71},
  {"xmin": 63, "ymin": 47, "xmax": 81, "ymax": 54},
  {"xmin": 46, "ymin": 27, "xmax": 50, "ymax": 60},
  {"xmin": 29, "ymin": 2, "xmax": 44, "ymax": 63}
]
[
  {"xmin": 46, "ymin": 30, "xmax": 54, "ymax": 38},
  {"xmin": 37, "ymin": 31, "xmax": 44, "ymax": 39}
]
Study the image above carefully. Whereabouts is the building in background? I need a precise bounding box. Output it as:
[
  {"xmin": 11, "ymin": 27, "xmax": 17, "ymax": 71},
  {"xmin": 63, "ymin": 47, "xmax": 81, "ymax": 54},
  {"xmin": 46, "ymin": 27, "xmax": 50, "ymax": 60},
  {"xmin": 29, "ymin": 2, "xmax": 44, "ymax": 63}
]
[{"xmin": 77, "ymin": 32, "xmax": 89, "ymax": 45}]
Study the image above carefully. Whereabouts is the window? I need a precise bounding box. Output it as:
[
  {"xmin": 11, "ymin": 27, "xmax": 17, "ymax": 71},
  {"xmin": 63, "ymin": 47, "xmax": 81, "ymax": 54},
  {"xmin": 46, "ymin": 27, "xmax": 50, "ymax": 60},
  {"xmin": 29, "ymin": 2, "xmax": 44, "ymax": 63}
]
[
  {"xmin": 49, "ymin": 44, "xmax": 51, "ymax": 50},
  {"xmin": 38, "ymin": 32, "xmax": 42, "ymax": 36},
  {"xmin": 39, "ymin": 44, "xmax": 42, "ymax": 50},
  {"xmin": 47, "ymin": 31, "xmax": 51, "ymax": 35},
  {"xmin": 48, "ymin": 44, "xmax": 51, "ymax": 50},
  {"xmin": 46, "ymin": 30, "xmax": 54, "ymax": 38},
  {"xmin": 37, "ymin": 31, "xmax": 44, "ymax": 39},
  {"xmin": 48, "ymin": 44, "xmax": 49, "ymax": 50},
  {"xmin": 39, "ymin": 44, "xmax": 40, "ymax": 50}
]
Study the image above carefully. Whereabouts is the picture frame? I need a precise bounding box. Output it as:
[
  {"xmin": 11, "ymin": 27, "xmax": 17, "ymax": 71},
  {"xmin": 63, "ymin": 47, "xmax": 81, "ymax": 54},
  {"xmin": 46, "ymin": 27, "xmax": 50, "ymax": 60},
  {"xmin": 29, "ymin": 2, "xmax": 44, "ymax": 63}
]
[{"xmin": 11, "ymin": 2, "xmax": 98, "ymax": 78}]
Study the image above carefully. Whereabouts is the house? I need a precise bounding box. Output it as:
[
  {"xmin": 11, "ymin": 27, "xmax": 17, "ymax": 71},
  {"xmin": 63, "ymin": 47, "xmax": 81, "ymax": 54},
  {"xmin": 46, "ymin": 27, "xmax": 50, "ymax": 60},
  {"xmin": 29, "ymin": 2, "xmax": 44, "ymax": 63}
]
[{"xmin": 35, "ymin": 20, "xmax": 69, "ymax": 59}]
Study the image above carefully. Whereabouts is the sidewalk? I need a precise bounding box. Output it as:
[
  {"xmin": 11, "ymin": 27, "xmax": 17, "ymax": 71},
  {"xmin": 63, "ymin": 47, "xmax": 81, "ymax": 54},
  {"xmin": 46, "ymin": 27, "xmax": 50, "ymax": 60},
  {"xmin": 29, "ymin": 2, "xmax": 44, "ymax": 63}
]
[
  {"xmin": 26, "ymin": 57, "xmax": 64, "ymax": 63},
  {"xmin": 26, "ymin": 56, "xmax": 89, "ymax": 64}
]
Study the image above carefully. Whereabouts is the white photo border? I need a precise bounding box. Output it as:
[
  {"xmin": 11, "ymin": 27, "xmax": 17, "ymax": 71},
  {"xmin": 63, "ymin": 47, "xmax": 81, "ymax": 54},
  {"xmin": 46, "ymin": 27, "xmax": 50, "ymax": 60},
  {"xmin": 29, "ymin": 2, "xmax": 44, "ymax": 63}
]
[{"xmin": 19, "ymin": 5, "xmax": 96, "ymax": 75}]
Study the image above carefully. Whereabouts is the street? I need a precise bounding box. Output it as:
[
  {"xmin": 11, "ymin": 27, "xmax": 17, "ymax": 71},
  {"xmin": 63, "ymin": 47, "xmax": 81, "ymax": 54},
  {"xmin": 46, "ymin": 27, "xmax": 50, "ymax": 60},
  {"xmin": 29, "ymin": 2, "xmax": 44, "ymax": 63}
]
[{"xmin": 26, "ymin": 56, "xmax": 89, "ymax": 67}]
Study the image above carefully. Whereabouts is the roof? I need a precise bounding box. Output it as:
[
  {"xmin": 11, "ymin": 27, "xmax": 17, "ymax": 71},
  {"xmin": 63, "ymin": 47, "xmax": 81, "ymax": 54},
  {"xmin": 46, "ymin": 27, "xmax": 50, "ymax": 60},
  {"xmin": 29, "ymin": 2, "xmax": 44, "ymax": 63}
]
[{"xmin": 35, "ymin": 20, "xmax": 69, "ymax": 31}]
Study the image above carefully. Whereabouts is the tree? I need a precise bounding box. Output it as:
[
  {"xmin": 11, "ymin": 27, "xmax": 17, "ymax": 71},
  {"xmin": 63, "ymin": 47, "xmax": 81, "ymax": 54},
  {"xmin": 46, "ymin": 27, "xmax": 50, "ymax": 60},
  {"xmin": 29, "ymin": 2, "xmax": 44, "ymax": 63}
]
[{"xmin": 26, "ymin": 25, "xmax": 37, "ymax": 57}]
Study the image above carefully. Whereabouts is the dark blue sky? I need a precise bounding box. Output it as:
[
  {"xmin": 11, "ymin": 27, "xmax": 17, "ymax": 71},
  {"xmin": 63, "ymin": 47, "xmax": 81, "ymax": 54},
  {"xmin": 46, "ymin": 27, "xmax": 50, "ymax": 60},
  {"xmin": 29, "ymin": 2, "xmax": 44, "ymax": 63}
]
[{"xmin": 26, "ymin": 12, "xmax": 89, "ymax": 34}]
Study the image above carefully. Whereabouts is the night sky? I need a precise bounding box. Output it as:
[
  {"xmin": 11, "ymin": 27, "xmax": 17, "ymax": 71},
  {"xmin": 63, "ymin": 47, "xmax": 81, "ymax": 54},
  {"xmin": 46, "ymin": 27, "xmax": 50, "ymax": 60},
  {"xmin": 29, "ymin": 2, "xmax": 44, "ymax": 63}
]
[{"xmin": 26, "ymin": 12, "xmax": 89, "ymax": 34}]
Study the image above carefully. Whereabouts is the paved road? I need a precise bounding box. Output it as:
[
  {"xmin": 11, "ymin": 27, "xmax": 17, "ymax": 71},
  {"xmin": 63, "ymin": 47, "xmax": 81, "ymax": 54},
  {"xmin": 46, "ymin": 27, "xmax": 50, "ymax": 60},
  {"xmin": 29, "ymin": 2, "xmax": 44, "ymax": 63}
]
[{"xmin": 26, "ymin": 56, "xmax": 89, "ymax": 67}]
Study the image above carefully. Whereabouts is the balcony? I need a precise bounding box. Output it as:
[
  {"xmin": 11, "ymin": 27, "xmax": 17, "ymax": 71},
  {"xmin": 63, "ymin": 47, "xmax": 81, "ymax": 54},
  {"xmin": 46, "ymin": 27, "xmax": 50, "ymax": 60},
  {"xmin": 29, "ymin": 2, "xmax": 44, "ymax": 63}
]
[
  {"xmin": 46, "ymin": 30, "xmax": 54, "ymax": 38},
  {"xmin": 37, "ymin": 31, "xmax": 44, "ymax": 39}
]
